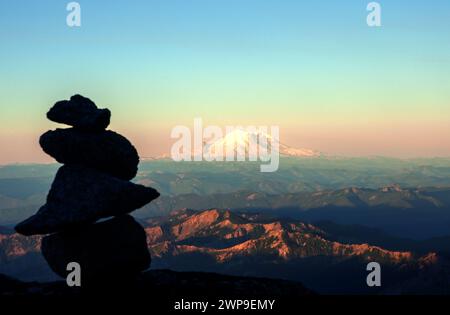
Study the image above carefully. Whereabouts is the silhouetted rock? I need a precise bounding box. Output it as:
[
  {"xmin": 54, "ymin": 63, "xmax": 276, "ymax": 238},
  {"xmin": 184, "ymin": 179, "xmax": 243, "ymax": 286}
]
[
  {"xmin": 40, "ymin": 128, "xmax": 139, "ymax": 180},
  {"xmin": 41, "ymin": 215, "xmax": 150, "ymax": 283},
  {"xmin": 15, "ymin": 165, "xmax": 159, "ymax": 235},
  {"xmin": 47, "ymin": 94, "xmax": 111, "ymax": 131},
  {"xmin": 13, "ymin": 95, "xmax": 159, "ymax": 288}
]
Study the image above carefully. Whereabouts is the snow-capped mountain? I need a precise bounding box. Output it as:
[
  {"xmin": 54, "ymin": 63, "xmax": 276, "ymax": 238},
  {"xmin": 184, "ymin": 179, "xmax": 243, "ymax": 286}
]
[
  {"xmin": 203, "ymin": 129, "xmax": 321, "ymax": 159},
  {"xmin": 143, "ymin": 129, "xmax": 322, "ymax": 161}
]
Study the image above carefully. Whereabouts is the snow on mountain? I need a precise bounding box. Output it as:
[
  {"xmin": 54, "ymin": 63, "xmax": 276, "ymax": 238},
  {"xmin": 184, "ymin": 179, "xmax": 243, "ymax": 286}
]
[
  {"xmin": 203, "ymin": 129, "xmax": 321, "ymax": 159},
  {"xmin": 143, "ymin": 129, "xmax": 321, "ymax": 161}
]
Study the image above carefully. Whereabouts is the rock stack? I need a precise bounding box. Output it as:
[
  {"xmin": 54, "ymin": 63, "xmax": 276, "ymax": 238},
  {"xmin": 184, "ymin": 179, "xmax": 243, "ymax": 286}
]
[{"xmin": 15, "ymin": 95, "xmax": 159, "ymax": 286}]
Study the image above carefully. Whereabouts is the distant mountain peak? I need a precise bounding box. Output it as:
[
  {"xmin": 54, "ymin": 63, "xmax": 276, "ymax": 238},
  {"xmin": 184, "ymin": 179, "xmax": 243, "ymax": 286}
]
[
  {"xmin": 381, "ymin": 184, "xmax": 403, "ymax": 192},
  {"xmin": 203, "ymin": 129, "xmax": 322, "ymax": 159}
]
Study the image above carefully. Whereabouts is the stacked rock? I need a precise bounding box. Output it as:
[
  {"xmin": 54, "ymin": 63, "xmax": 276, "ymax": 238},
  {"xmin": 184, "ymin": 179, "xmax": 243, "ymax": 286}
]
[{"xmin": 15, "ymin": 95, "xmax": 159, "ymax": 286}]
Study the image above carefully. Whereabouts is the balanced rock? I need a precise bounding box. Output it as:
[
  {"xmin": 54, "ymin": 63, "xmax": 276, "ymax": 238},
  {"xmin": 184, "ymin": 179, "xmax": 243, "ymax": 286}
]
[
  {"xmin": 47, "ymin": 94, "xmax": 111, "ymax": 131},
  {"xmin": 15, "ymin": 165, "xmax": 160, "ymax": 235},
  {"xmin": 40, "ymin": 128, "xmax": 139, "ymax": 180},
  {"xmin": 41, "ymin": 215, "xmax": 151, "ymax": 282}
]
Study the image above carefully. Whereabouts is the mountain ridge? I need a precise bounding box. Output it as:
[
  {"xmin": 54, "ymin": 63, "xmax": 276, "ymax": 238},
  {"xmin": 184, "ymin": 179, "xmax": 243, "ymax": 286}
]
[
  {"xmin": 145, "ymin": 209, "xmax": 421, "ymax": 263},
  {"xmin": 1, "ymin": 208, "xmax": 449, "ymax": 293}
]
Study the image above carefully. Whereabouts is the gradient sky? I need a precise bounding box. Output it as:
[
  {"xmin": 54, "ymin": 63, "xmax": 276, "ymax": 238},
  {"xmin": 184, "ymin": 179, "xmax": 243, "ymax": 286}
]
[{"xmin": 1, "ymin": 0, "xmax": 450, "ymax": 164}]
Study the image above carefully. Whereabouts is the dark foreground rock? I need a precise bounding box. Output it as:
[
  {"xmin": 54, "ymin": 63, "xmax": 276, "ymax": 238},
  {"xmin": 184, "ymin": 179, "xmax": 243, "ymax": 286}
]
[
  {"xmin": 0, "ymin": 269, "xmax": 314, "ymax": 297},
  {"xmin": 40, "ymin": 128, "xmax": 139, "ymax": 180},
  {"xmin": 15, "ymin": 165, "xmax": 159, "ymax": 235},
  {"xmin": 41, "ymin": 215, "xmax": 150, "ymax": 283},
  {"xmin": 47, "ymin": 94, "xmax": 111, "ymax": 131},
  {"xmin": 11, "ymin": 94, "xmax": 160, "ymax": 303}
]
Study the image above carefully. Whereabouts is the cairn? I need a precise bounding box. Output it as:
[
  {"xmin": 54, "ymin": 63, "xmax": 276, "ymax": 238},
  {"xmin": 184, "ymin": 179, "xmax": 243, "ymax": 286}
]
[{"xmin": 15, "ymin": 95, "xmax": 159, "ymax": 287}]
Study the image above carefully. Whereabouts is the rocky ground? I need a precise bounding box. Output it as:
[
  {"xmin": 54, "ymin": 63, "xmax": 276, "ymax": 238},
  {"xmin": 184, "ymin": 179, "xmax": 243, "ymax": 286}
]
[{"xmin": 0, "ymin": 269, "xmax": 314, "ymax": 297}]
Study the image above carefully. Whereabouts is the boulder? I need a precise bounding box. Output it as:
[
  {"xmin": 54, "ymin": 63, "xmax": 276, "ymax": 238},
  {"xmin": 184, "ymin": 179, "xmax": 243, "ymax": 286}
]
[
  {"xmin": 41, "ymin": 215, "xmax": 151, "ymax": 283},
  {"xmin": 15, "ymin": 165, "xmax": 159, "ymax": 236},
  {"xmin": 40, "ymin": 128, "xmax": 139, "ymax": 180},
  {"xmin": 47, "ymin": 94, "xmax": 111, "ymax": 131}
]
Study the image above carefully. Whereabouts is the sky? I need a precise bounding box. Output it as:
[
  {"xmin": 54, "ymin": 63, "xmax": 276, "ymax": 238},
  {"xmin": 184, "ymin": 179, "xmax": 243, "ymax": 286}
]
[{"xmin": 1, "ymin": 0, "xmax": 450, "ymax": 164}]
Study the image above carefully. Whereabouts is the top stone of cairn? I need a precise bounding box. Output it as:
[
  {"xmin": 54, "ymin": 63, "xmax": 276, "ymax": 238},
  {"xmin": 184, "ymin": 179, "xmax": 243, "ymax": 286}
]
[{"xmin": 47, "ymin": 94, "xmax": 111, "ymax": 131}]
